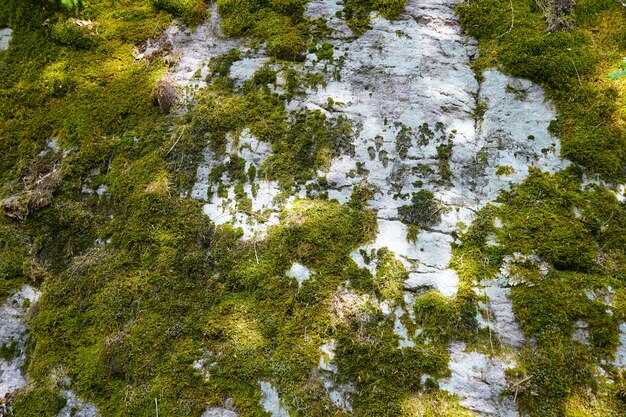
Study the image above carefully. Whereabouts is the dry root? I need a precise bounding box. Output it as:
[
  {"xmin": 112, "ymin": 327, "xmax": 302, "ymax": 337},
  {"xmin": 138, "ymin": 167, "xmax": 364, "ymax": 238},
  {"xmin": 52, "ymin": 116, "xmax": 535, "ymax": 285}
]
[
  {"xmin": 155, "ymin": 78, "xmax": 178, "ymax": 115},
  {"xmin": 1, "ymin": 169, "xmax": 60, "ymax": 220},
  {"xmin": 536, "ymin": 0, "xmax": 575, "ymax": 31}
]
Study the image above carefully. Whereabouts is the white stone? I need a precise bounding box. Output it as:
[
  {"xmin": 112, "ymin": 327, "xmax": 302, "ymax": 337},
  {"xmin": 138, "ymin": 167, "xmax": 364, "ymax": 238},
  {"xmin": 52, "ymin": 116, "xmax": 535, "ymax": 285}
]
[
  {"xmin": 0, "ymin": 286, "xmax": 40, "ymax": 399},
  {"xmin": 324, "ymin": 381, "xmax": 354, "ymax": 412},
  {"xmin": 572, "ymin": 321, "xmax": 589, "ymax": 345},
  {"xmin": 161, "ymin": 4, "xmax": 241, "ymax": 94},
  {"xmin": 258, "ymin": 381, "xmax": 290, "ymax": 417},
  {"xmin": 0, "ymin": 28, "xmax": 12, "ymax": 51},
  {"xmin": 393, "ymin": 307, "xmax": 415, "ymax": 348},
  {"xmin": 405, "ymin": 269, "xmax": 459, "ymax": 297},
  {"xmin": 201, "ymin": 407, "xmax": 238, "ymax": 417},
  {"xmin": 440, "ymin": 342, "xmax": 518, "ymax": 417},
  {"xmin": 229, "ymin": 58, "xmax": 269, "ymax": 83},
  {"xmin": 480, "ymin": 281, "xmax": 525, "ymax": 348},
  {"xmin": 319, "ymin": 339, "xmax": 337, "ymax": 372},
  {"xmin": 57, "ymin": 390, "xmax": 98, "ymax": 417},
  {"xmin": 286, "ymin": 263, "xmax": 311, "ymax": 287},
  {"xmin": 614, "ymin": 323, "xmax": 626, "ymax": 367}
]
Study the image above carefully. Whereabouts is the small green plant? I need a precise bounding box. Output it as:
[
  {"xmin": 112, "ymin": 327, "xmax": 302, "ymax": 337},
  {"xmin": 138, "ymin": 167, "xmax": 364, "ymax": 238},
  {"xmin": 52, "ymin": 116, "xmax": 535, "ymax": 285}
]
[
  {"xmin": 151, "ymin": 0, "xmax": 208, "ymax": 26},
  {"xmin": 608, "ymin": 57, "xmax": 626, "ymax": 81},
  {"xmin": 59, "ymin": 0, "xmax": 85, "ymax": 9},
  {"xmin": 495, "ymin": 165, "xmax": 515, "ymax": 176}
]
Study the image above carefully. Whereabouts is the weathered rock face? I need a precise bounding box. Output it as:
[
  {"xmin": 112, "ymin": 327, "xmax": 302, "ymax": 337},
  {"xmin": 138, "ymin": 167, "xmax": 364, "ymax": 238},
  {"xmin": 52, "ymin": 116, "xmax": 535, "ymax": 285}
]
[
  {"xmin": 440, "ymin": 342, "xmax": 518, "ymax": 417},
  {"xmin": 258, "ymin": 381, "xmax": 290, "ymax": 417},
  {"xmin": 0, "ymin": 286, "xmax": 39, "ymax": 400},
  {"xmin": 185, "ymin": 0, "xmax": 566, "ymax": 271},
  {"xmin": 614, "ymin": 323, "xmax": 626, "ymax": 367},
  {"xmin": 167, "ymin": 0, "xmax": 570, "ymax": 414}
]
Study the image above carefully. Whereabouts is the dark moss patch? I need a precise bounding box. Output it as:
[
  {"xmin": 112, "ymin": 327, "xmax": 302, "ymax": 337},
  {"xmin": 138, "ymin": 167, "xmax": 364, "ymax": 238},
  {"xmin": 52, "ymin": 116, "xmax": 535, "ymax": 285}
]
[
  {"xmin": 150, "ymin": 0, "xmax": 208, "ymax": 26},
  {"xmin": 397, "ymin": 190, "xmax": 441, "ymax": 229},
  {"xmin": 12, "ymin": 387, "xmax": 66, "ymax": 417},
  {"xmin": 217, "ymin": 0, "xmax": 309, "ymax": 61}
]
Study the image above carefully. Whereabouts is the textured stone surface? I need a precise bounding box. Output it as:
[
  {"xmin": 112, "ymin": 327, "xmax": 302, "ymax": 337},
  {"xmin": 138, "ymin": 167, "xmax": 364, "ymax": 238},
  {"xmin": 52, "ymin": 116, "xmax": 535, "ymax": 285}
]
[
  {"xmin": 0, "ymin": 286, "xmax": 40, "ymax": 399},
  {"xmin": 201, "ymin": 406, "xmax": 238, "ymax": 417},
  {"xmin": 614, "ymin": 323, "xmax": 626, "ymax": 367},
  {"xmin": 286, "ymin": 263, "xmax": 311, "ymax": 286},
  {"xmin": 57, "ymin": 390, "xmax": 98, "ymax": 417},
  {"xmin": 0, "ymin": 28, "xmax": 12, "ymax": 51},
  {"xmin": 440, "ymin": 342, "xmax": 518, "ymax": 417},
  {"xmin": 478, "ymin": 281, "xmax": 525, "ymax": 348},
  {"xmin": 258, "ymin": 381, "xmax": 290, "ymax": 417}
]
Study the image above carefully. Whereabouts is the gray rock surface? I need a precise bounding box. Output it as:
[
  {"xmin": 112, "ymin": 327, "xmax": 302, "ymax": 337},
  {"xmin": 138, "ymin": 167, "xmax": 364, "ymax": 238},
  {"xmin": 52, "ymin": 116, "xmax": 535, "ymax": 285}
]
[
  {"xmin": 258, "ymin": 381, "xmax": 290, "ymax": 417},
  {"xmin": 439, "ymin": 342, "xmax": 518, "ymax": 417},
  {"xmin": 201, "ymin": 406, "xmax": 238, "ymax": 417},
  {"xmin": 614, "ymin": 323, "xmax": 626, "ymax": 367},
  {"xmin": 0, "ymin": 28, "xmax": 12, "ymax": 51},
  {"xmin": 57, "ymin": 390, "xmax": 98, "ymax": 417},
  {"xmin": 0, "ymin": 286, "xmax": 40, "ymax": 399}
]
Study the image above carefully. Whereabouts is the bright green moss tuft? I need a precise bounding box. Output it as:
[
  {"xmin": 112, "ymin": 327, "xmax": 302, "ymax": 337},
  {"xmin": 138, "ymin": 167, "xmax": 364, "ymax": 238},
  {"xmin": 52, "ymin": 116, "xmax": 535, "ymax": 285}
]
[
  {"xmin": 0, "ymin": 218, "xmax": 28, "ymax": 299},
  {"xmin": 50, "ymin": 18, "xmax": 100, "ymax": 49},
  {"xmin": 150, "ymin": 0, "xmax": 208, "ymax": 26},
  {"xmin": 217, "ymin": 0, "xmax": 308, "ymax": 61}
]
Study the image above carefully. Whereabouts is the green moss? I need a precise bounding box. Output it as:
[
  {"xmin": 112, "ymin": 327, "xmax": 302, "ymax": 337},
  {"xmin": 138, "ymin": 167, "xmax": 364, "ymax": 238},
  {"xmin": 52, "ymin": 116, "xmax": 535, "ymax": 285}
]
[
  {"xmin": 0, "ymin": 340, "xmax": 20, "ymax": 361},
  {"xmin": 0, "ymin": 218, "xmax": 28, "ymax": 299},
  {"xmin": 495, "ymin": 165, "xmax": 515, "ymax": 176},
  {"xmin": 315, "ymin": 42, "xmax": 334, "ymax": 62},
  {"xmin": 401, "ymin": 392, "xmax": 476, "ymax": 416},
  {"xmin": 436, "ymin": 142, "xmax": 453, "ymax": 184},
  {"xmin": 208, "ymin": 48, "xmax": 241, "ymax": 79},
  {"xmin": 334, "ymin": 316, "xmax": 448, "ymax": 416},
  {"xmin": 217, "ymin": 0, "xmax": 308, "ymax": 61},
  {"xmin": 12, "ymin": 387, "xmax": 66, "ymax": 417},
  {"xmin": 373, "ymin": 248, "xmax": 407, "ymax": 301},
  {"xmin": 453, "ymin": 167, "xmax": 626, "ymax": 416},
  {"xmin": 150, "ymin": 0, "xmax": 208, "ymax": 26},
  {"xmin": 406, "ymin": 224, "xmax": 419, "ymax": 243},
  {"xmin": 251, "ymin": 65, "xmax": 277, "ymax": 86},
  {"xmin": 50, "ymin": 18, "xmax": 100, "ymax": 49}
]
